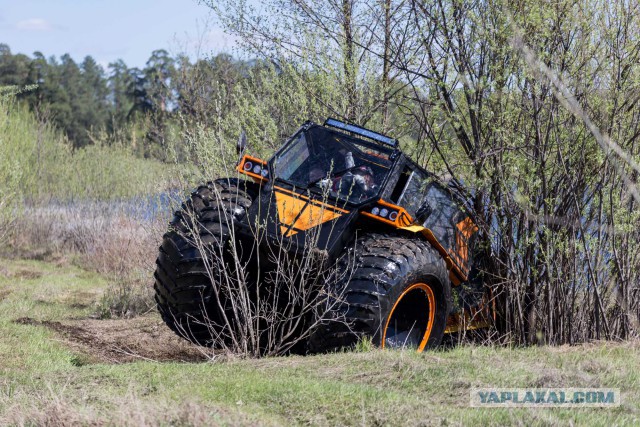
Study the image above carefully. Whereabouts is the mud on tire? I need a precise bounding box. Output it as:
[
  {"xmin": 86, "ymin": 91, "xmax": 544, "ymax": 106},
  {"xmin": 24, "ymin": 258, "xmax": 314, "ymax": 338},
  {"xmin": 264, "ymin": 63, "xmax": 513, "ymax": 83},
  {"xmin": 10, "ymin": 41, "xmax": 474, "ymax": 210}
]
[
  {"xmin": 308, "ymin": 233, "xmax": 451, "ymax": 353},
  {"xmin": 154, "ymin": 178, "xmax": 257, "ymax": 346}
]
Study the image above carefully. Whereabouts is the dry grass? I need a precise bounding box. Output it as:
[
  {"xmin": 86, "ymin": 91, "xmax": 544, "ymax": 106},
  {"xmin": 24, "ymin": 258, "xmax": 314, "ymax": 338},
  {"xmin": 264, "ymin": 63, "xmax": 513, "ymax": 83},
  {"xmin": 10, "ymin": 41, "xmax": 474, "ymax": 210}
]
[
  {"xmin": 6, "ymin": 201, "xmax": 169, "ymax": 319},
  {"xmin": 3, "ymin": 396, "xmax": 269, "ymax": 427},
  {"xmin": 8, "ymin": 203, "xmax": 161, "ymax": 270},
  {"xmin": 0, "ymin": 256, "xmax": 638, "ymax": 426}
]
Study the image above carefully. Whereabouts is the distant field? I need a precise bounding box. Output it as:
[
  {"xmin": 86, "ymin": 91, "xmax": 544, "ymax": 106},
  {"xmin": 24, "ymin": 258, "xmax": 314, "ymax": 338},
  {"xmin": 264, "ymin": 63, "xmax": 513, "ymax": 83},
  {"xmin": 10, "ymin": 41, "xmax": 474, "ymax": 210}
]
[{"xmin": 0, "ymin": 257, "xmax": 638, "ymax": 426}]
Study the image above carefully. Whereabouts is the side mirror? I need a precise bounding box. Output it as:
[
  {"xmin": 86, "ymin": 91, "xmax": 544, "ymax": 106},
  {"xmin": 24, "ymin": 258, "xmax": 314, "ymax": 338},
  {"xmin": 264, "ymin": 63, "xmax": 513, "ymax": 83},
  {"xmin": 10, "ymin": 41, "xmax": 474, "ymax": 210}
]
[
  {"xmin": 236, "ymin": 129, "xmax": 247, "ymax": 156},
  {"xmin": 415, "ymin": 201, "xmax": 432, "ymax": 224}
]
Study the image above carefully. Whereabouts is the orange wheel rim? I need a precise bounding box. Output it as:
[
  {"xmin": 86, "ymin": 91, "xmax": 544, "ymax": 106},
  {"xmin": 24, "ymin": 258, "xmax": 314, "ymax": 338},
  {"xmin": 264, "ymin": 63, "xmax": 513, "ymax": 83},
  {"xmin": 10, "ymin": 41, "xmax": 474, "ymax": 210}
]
[{"xmin": 381, "ymin": 282, "xmax": 435, "ymax": 352}]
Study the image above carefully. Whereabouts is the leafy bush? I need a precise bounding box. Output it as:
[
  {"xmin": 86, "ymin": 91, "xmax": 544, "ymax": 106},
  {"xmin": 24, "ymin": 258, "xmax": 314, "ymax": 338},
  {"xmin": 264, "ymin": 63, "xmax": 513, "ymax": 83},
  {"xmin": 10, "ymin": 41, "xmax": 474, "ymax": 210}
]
[
  {"xmin": 0, "ymin": 88, "xmax": 177, "ymax": 317},
  {"xmin": 0, "ymin": 89, "xmax": 173, "ymax": 205}
]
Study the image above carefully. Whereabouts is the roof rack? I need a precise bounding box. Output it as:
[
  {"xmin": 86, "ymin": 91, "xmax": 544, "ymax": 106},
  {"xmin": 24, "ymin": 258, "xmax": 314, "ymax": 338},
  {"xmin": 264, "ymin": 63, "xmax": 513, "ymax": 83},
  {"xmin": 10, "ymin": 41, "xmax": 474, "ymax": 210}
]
[{"xmin": 324, "ymin": 118, "xmax": 398, "ymax": 147}]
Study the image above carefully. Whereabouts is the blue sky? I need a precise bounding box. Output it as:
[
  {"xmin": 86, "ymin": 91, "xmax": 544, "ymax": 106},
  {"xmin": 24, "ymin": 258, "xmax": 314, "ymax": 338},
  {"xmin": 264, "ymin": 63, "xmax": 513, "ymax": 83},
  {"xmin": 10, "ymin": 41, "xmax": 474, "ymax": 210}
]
[{"xmin": 0, "ymin": 0, "xmax": 238, "ymax": 69}]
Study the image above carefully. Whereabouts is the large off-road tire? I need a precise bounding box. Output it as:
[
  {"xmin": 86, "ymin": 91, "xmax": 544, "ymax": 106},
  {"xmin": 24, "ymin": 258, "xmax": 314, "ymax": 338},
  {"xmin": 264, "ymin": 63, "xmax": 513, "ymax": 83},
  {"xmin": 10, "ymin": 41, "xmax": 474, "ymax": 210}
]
[
  {"xmin": 154, "ymin": 178, "xmax": 257, "ymax": 346},
  {"xmin": 308, "ymin": 233, "xmax": 451, "ymax": 353}
]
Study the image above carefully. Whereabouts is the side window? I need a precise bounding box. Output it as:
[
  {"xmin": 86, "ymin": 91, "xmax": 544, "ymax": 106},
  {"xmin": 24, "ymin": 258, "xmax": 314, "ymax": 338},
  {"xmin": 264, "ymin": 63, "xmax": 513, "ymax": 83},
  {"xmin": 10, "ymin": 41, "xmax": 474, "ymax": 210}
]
[
  {"xmin": 274, "ymin": 132, "xmax": 309, "ymax": 182},
  {"xmin": 422, "ymin": 183, "xmax": 458, "ymax": 249},
  {"xmin": 421, "ymin": 182, "xmax": 478, "ymax": 275},
  {"xmin": 398, "ymin": 171, "xmax": 427, "ymax": 215}
]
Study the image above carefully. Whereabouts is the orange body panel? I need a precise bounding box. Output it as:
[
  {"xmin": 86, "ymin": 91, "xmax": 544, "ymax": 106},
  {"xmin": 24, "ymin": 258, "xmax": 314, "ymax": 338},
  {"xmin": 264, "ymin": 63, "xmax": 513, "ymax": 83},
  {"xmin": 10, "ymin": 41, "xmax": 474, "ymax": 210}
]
[
  {"xmin": 273, "ymin": 186, "xmax": 348, "ymax": 237},
  {"xmin": 237, "ymin": 154, "xmax": 268, "ymax": 183},
  {"xmin": 360, "ymin": 199, "xmax": 413, "ymax": 228},
  {"xmin": 448, "ymin": 217, "xmax": 479, "ymax": 277},
  {"xmin": 444, "ymin": 305, "xmax": 493, "ymax": 333},
  {"xmin": 275, "ymin": 191, "xmax": 343, "ymax": 237}
]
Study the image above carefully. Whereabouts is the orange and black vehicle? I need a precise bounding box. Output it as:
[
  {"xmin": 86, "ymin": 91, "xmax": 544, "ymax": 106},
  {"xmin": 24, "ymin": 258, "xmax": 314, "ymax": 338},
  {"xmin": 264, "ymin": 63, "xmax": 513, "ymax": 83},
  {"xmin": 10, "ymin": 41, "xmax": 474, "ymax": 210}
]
[{"xmin": 154, "ymin": 118, "xmax": 493, "ymax": 353}]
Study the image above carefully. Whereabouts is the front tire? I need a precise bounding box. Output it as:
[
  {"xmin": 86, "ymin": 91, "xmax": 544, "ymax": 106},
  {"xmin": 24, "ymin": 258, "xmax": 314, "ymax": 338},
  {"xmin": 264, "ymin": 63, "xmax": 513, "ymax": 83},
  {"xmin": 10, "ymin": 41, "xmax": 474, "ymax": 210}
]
[
  {"xmin": 154, "ymin": 178, "xmax": 257, "ymax": 346},
  {"xmin": 309, "ymin": 233, "xmax": 451, "ymax": 353}
]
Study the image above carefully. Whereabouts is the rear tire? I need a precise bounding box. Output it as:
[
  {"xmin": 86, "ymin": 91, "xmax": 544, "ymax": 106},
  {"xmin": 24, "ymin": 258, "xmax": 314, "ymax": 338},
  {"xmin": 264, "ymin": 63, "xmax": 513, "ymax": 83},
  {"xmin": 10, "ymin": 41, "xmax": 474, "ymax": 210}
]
[
  {"xmin": 308, "ymin": 233, "xmax": 451, "ymax": 353},
  {"xmin": 154, "ymin": 178, "xmax": 257, "ymax": 346}
]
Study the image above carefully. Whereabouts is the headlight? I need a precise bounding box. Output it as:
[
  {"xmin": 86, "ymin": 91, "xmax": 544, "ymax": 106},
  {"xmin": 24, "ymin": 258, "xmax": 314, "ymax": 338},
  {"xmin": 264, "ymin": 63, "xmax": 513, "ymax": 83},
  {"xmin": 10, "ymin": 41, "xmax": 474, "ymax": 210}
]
[
  {"xmin": 363, "ymin": 200, "xmax": 411, "ymax": 226},
  {"xmin": 253, "ymin": 164, "xmax": 262, "ymax": 174}
]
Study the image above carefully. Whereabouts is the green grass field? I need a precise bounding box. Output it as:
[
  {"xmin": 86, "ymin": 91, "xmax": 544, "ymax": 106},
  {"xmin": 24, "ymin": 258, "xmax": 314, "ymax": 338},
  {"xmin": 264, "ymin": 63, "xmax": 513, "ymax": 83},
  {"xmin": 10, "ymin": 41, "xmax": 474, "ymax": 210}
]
[{"xmin": 0, "ymin": 257, "xmax": 638, "ymax": 426}]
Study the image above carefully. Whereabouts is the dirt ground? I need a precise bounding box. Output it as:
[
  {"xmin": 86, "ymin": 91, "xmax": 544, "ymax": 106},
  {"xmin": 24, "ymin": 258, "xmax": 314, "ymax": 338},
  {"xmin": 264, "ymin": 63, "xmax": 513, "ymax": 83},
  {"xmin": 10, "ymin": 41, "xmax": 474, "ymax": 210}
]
[{"xmin": 14, "ymin": 316, "xmax": 212, "ymax": 364}]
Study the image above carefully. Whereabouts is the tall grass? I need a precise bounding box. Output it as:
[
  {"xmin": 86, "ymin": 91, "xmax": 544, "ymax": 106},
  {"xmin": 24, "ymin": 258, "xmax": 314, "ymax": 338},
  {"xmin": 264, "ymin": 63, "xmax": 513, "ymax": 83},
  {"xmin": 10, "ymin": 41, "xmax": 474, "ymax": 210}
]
[
  {"xmin": 0, "ymin": 89, "xmax": 181, "ymax": 317},
  {"xmin": 0, "ymin": 90, "xmax": 172, "ymax": 206}
]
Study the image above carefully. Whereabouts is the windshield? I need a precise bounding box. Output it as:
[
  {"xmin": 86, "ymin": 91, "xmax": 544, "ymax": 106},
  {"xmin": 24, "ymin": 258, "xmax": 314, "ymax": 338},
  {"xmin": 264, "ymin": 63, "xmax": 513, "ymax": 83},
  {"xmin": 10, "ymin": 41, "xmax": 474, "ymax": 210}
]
[{"xmin": 273, "ymin": 125, "xmax": 394, "ymax": 203}]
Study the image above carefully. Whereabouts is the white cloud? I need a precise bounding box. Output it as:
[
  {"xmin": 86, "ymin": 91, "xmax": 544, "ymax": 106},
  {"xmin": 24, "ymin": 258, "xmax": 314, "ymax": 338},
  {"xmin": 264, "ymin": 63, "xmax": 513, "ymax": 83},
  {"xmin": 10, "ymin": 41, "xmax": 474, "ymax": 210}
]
[{"xmin": 16, "ymin": 18, "xmax": 54, "ymax": 32}]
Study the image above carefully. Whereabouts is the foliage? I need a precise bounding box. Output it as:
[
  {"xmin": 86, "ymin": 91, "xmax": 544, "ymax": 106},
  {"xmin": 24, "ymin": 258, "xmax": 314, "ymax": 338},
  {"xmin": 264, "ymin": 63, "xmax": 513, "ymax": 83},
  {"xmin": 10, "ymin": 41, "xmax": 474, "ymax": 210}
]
[
  {"xmin": 1, "ymin": 0, "xmax": 638, "ymax": 346},
  {"xmin": 0, "ymin": 93, "xmax": 170, "ymax": 203},
  {"xmin": 0, "ymin": 44, "xmax": 268, "ymax": 156},
  {"xmin": 205, "ymin": 0, "xmax": 640, "ymax": 345}
]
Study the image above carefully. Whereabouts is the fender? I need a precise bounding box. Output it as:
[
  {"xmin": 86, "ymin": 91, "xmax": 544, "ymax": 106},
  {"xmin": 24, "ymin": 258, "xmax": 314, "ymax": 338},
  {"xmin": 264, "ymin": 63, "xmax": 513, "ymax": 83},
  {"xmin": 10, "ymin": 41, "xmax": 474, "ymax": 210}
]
[
  {"xmin": 361, "ymin": 198, "xmax": 469, "ymax": 286},
  {"xmin": 399, "ymin": 224, "xmax": 467, "ymax": 286}
]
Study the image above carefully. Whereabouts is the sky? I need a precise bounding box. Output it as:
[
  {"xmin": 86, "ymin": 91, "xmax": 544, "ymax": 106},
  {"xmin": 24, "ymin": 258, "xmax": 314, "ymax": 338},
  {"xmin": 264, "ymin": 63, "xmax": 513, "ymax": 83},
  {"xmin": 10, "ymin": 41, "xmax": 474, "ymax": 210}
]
[{"xmin": 0, "ymin": 0, "xmax": 239, "ymax": 69}]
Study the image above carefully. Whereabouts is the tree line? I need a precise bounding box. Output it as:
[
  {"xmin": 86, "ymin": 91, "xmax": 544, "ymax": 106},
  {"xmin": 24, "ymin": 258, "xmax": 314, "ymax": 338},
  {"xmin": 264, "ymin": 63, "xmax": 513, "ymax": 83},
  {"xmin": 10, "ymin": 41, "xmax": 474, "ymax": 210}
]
[{"xmin": 0, "ymin": 44, "xmax": 261, "ymax": 154}]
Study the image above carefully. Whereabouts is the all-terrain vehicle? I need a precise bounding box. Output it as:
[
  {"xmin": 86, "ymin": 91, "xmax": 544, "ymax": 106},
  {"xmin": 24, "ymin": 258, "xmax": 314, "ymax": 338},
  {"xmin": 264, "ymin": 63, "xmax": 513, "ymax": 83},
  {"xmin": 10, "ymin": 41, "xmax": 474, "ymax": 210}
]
[{"xmin": 154, "ymin": 119, "xmax": 493, "ymax": 353}]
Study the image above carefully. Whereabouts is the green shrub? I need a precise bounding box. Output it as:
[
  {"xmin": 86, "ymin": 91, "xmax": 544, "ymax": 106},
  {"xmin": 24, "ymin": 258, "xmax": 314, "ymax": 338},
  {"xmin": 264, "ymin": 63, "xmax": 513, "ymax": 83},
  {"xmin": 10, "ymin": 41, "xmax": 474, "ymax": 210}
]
[{"xmin": 0, "ymin": 88, "xmax": 174, "ymax": 205}]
